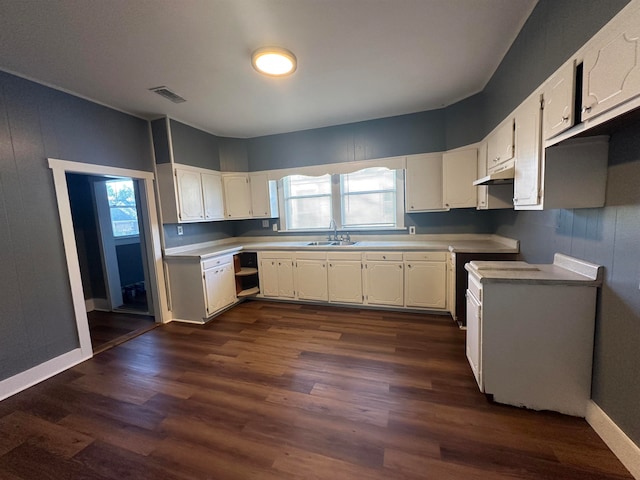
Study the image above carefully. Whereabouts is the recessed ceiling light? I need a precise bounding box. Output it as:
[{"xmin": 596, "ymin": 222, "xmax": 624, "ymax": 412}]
[{"xmin": 251, "ymin": 47, "xmax": 297, "ymax": 77}]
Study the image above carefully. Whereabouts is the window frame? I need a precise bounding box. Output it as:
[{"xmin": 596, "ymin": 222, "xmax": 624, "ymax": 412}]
[
  {"xmin": 105, "ymin": 178, "xmax": 140, "ymax": 239},
  {"xmin": 278, "ymin": 168, "xmax": 405, "ymax": 232}
]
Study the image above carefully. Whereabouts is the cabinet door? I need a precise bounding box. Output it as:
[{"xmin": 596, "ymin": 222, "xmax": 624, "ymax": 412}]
[
  {"xmin": 404, "ymin": 261, "xmax": 446, "ymax": 309},
  {"xmin": 328, "ymin": 261, "xmax": 363, "ymax": 304},
  {"xmin": 219, "ymin": 263, "xmax": 237, "ymax": 309},
  {"xmin": 476, "ymin": 141, "xmax": 488, "ymax": 210},
  {"xmin": 296, "ymin": 259, "xmax": 328, "ymax": 301},
  {"xmin": 203, "ymin": 268, "xmax": 222, "ymax": 316},
  {"xmin": 582, "ymin": 10, "xmax": 640, "ymax": 121},
  {"xmin": 487, "ymin": 120, "xmax": 514, "ymax": 172},
  {"xmin": 543, "ymin": 61, "xmax": 576, "ymax": 139},
  {"xmin": 175, "ymin": 167, "xmax": 204, "ymax": 222},
  {"xmin": 466, "ymin": 289, "xmax": 483, "ymax": 391},
  {"xmin": 202, "ymin": 172, "xmax": 224, "ymax": 220},
  {"xmin": 447, "ymin": 254, "xmax": 456, "ymax": 317},
  {"xmin": 405, "ymin": 153, "xmax": 444, "ymax": 212},
  {"xmin": 223, "ymin": 174, "xmax": 252, "ymax": 219},
  {"xmin": 364, "ymin": 261, "xmax": 404, "ymax": 306},
  {"xmin": 442, "ymin": 149, "xmax": 477, "ymax": 209},
  {"xmin": 260, "ymin": 259, "xmax": 279, "ymax": 297},
  {"xmin": 514, "ymin": 94, "xmax": 542, "ymax": 208},
  {"xmin": 249, "ymin": 173, "xmax": 275, "ymax": 218},
  {"xmin": 277, "ymin": 259, "xmax": 295, "ymax": 298}
]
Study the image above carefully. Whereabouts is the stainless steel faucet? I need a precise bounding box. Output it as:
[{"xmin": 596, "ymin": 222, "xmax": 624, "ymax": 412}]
[{"xmin": 329, "ymin": 218, "xmax": 337, "ymax": 241}]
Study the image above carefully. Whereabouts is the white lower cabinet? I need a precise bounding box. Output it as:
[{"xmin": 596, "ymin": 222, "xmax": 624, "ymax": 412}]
[
  {"xmin": 404, "ymin": 252, "xmax": 447, "ymax": 309},
  {"xmin": 259, "ymin": 252, "xmax": 295, "ymax": 298},
  {"xmin": 447, "ymin": 253, "xmax": 456, "ymax": 318},
  {"xmin": 165, "ymin": 254, "xmax": 236, "ymax": 323},
  {"xmin": 327, "ymin": 251, "xmax": 363, "ymax": 304},
  {"xmin": 295, "ymin": 252, "xmax": 328, "ymax": 301},
  {"xmin": 363, "ymin": 252, "xmax": 404, "ymax": 306}
]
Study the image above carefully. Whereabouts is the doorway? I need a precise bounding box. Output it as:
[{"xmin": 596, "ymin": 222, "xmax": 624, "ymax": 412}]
[
  {"xmin": 66, "ymin": 173, "xmax": 157, "ymax": 351},
  {"xmin": 49, "ymin": 159, "xmax": 169, "ymax": 360}
]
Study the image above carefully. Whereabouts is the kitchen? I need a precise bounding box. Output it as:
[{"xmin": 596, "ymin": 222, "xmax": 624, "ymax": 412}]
[{"xmin": 0, "ymin": 0, "xmax": 639, "ymax": 478}]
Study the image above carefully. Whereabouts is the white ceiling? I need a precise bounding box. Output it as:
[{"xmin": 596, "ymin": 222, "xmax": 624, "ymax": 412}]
[{"xmin": 0, "ymin": 0, "xmax": 537, "ymax": 138}]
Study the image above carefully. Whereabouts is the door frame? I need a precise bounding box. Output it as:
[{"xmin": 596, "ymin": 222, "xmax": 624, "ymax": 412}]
[{"xmin": 48, "ymin": 158, "xmax": 170, "ymax": 359}]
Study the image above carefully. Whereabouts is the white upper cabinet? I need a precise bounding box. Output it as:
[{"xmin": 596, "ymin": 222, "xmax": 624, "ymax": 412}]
[
  {"xmin": 405, "ymin": 153, "xmax": 445, "ymax": 212},
  {"xmin": 175, "ymin": 167, "xmax": 205, "ymax": 222},
  {"xmin": 581, "ymin": 5, "xmax": 640, "ymax": 121},
  {"xmin": 222, "ymin": 173, "xmax": 252, "ymax": 219},
  {"xmin": 543, "ymin": 60, "xmax": 576, "ymax": 140},
  {"xmin": 442, "ymin": 149, "xmax": 477, "ymax": 209},
  {"xmin": 486, "ymin": 119, "xmax": 515, "ymax": 173},
  {"xmin": 476, "ymin": 141, "xmax": 512, "ymax": 210},
  {"xmin": 201, "ymin": 171, "xmax": 225, "ymax": 221},
  {"xmin": 513, "ymin": 93, "xmax": 543, "ymax": 208},
  {"xmin": 249, "ymin": 172, "xmax": 278, "ymax": 218}
]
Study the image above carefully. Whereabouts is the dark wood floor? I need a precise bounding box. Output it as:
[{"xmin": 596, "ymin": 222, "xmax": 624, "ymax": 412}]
[
  {"xmin": 88, "ymin": 310, "xmax": 156, "ymax": 353},
  {"xmin": 0, "ymin": 301, "xmax": 632, "ymax": 479}
]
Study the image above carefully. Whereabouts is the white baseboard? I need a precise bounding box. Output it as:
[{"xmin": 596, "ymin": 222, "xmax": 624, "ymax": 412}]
[
  {"xmin": 0, "ymin": 348, "xmax": 90, "ymax": 402},
  {"xmin": 586, "ymin": 400, "xmax": 640, "ymax": 479}
]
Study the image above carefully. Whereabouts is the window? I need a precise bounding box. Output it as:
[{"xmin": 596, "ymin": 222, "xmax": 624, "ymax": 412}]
[
  {"xmin": 282, "ymin": 174, "xmax": 332, "ymax": 230},
  {"xmin": 279, "ymin": 168, "xmax": 404, "ymax": 231},
  {"xmin": 105, "ymin": 179, "xmax": 139, "ymax": 237},
  {"xmin": 341, "ymin": 167, "xmax": 397, "ymax": 228}
]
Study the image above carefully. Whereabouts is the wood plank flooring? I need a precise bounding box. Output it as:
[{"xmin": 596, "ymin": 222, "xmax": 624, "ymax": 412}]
[
  {"xmin": 88, "ymin": 310, "xmax": 156, "ymax": 353},
  {"xmin": 0, "ymin": 301, "xmax": 633, "ymax": 479}
]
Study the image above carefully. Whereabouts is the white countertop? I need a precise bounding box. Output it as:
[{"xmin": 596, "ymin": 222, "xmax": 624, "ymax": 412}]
[
  {"xmin": 465, "ymin": 253, "xmax": 603, "ymax": 286},
  {"xmin": 163, "ymin": 234, "xmax": 519, "ymax": 261}
]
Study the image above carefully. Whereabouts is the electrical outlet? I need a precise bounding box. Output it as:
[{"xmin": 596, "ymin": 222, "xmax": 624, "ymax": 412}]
[
  {"xmin": 262, "ymin": 219, "xmax": 269, "ymax": 228},
  {"xmin": 272, "ymin": 223, "xmax": 278, "ymax": 232},
  {"xmin": 177, "ymin": 225, "xmax": 183, "ymax": 235},
  {"xmin": 409, "ymin": 226, "xmax": 416, "ymax": 235}
]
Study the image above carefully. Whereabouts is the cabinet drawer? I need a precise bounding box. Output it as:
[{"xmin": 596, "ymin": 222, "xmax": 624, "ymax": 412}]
[
  {"xmin": 363, "ymin": 252, "xmax": 403, "ymax": 262},
  {"xmin": 259, "ymin": 251, "xmax": 293, "ymax": 260},
  {"xmin": 202, "ymin": 255, "xmax": 232, "ymax": 270},
  {"xmin": 404, "ymin": 251, "xmax": 446, "ymax": 262},
  {"xmin": 295, "ymin": 251, "xmax": 327, "ymax": 261},
  {"xmin": 327, "ymin": 251, "xmax": 362, "ymax": 261},
  {"xmin": 468, "ymin": 272, "xmax": 482, "ymax": 303}
]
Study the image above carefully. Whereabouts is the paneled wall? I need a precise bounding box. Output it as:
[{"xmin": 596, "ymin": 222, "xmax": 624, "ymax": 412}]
[{"xmin": 0, "ymin": 71, "xmax": 153, "ymax": 381}]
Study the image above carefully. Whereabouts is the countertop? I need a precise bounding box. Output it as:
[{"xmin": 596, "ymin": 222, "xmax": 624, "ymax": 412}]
[
  {"xmin": 465, "ymin": 253, "xmax": 603, "ymax": 286},
  {"xmin": 163, "ymin": 234, "xmax": 520, "ymax": 261}
]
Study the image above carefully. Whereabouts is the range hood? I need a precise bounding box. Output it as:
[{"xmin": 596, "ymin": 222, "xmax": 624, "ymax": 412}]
[{"xmin": 473, "ymin": 165, "xmax": 515, "ymax": 186}]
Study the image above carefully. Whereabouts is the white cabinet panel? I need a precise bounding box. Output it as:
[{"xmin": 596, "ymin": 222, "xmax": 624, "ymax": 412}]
[
  {"xmin": 175, "ymin": 167, "xmax": 204, "ymax": 221},
  {"xmin": 276, "ymin": 259, "xmax": 295, "ymax": 298},
  {"xmin": 582, "ymin": 8, "xmax": 640, "ymax": 121},
  {"xmin": 223, "ymin": 174, "xmax": 252, "ymax": 219},
  {"xmin": 513, "ymin": 93, "xmax": 542, "ymax": 208},
  {"xmin": 260, "ymin": 258, "xmax": 280, "ymax": 297},
  {"xmin": 328, "ymin": 260, "xmax": 363, "ymax": 304},
  {"xmin": 296, "ymin": 259, "xmax": 328, "ymax": 301},
  {"xmin": 249, "ymin": 172, "xmax": 278, "ymax": 218},
  {"xmin": 364, "ymin": 260, "xmax": 404, "ymax": 306},
  {"xmin": 466, "ymin": 288, "xmax": 482, "ymax": 391},
  {"xmin": 486, "ymin": 119, "xmax": 514, "ymax": 173},
  {"xmin": 442, "ymin": 149, "xmax": 477, "ymax": 209},
  {"xmin": 204, "ymin": 263, "xmax": 236, "ymax": 316},
  {"xmin": 405, "ymin": 153, "xmax": 444, "ymax": 212},
  {"xmin": 404, "ymin": 261, "xmax": 446, "ymax": 309},
  {"xmin": 543, "ymin": 61, "xmax": 576, "ymax": 140},
  {"xmin": 201, "ymin": 171, "xmax": 224, "ymax": 221}
]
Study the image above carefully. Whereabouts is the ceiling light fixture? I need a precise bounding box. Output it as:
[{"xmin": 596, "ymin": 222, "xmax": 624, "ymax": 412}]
[{"xmin": 251, "ymin": 47, "xmax": 297, "ymax": 77}]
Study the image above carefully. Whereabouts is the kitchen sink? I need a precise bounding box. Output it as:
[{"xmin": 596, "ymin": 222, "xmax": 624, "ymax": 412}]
[{"xmin": 306, "ymin": 240, "xmax": 359, "ymax": 246}]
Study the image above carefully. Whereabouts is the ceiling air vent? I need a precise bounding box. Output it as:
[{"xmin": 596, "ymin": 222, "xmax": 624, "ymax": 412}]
[{"xmin": 148, "ymin": 86, "xmax": 186, "ymax": 104}]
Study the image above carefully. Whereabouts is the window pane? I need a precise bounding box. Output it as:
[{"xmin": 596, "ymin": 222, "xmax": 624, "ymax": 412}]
[
  {"xmin": 106, "ymin": 179, "xmax": 138, "ymax": 237},
  {"xmin": 342, "ymin": 192, "xmax": 396, "ymax": 227},
  {"xmin": 106, "ymin": 179, "xmax": 136, "ymax": 207},
  {"xmin": 284, "ymin": 174, "xmax": 331, "ymax": 197},
  {"xmin": 341, "ymin": 168, "xmax": 395, "ymax": 193},
  {"xmin": 287, "ymin": 196, "xmax": 332, "ymax": 229},
  {"xmin": 283, "ymin": 174, "xmax": 332, "ymax": 230}
]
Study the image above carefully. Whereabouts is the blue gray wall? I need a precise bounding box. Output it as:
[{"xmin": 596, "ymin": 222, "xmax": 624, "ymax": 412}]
[
  {"xmin": 485, "ymin": 0, "xmax": 638, "ymax": 446},
  {"xmin": 0, "ymin": 70, "xmax": 153, "ymax": 381}
]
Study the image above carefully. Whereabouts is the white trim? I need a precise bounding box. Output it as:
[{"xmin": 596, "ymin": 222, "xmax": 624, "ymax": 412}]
[
  {"xmin": 0, "ymin": 349, "xmax": 87, "ymax": 401},
  {"xmin": 48, "ymin": 159, "xmax": 171, "ymax": 360},
  {"xmin": 586, "ymin": 400, "xmax": 640, "ymax": 479},
  {"xmin": 265, "ymin": 155, "xmax": 407, "ymax": 181}
]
